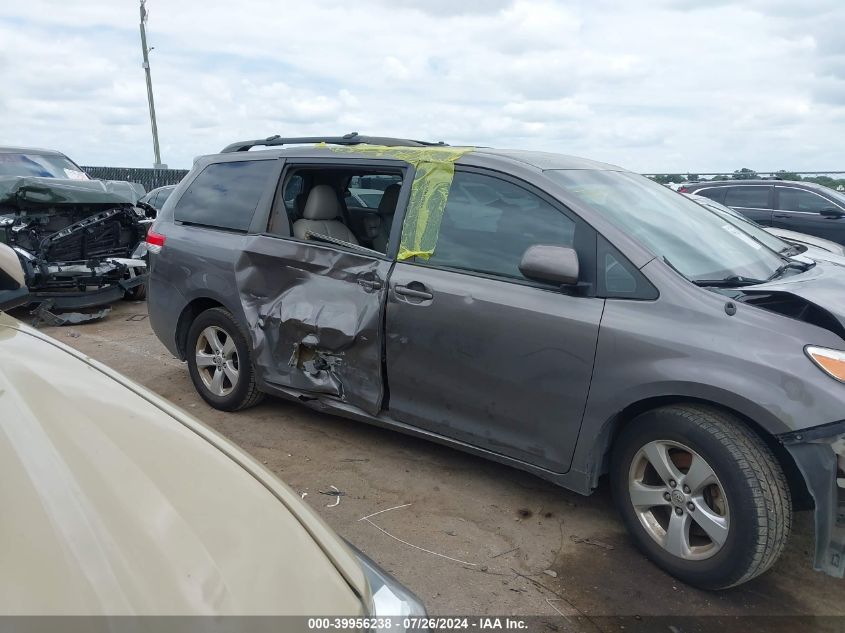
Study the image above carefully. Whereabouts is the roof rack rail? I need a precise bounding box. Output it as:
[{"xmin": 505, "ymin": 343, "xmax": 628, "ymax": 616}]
[{"xmin": 221, "ymin": 132, "xmax": 448, "ymax": 153}]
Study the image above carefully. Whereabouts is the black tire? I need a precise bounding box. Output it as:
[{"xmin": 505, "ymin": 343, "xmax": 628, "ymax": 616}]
[
  {"xmin": 186, "ymin": 307, "xmax": 264, "ymax": 411},
  {"xmin": 610, "ymin": 404, "xmax": 791, "ymax": 590},
  {"xmin": 124, "ymin": 283, "xmax": 147, "ymax": 301}
]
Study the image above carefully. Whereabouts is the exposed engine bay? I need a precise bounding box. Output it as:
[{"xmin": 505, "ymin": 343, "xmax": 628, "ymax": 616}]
[{"xmin": 0, "ymin": 176, "xmax": 150, "ymax": 316}]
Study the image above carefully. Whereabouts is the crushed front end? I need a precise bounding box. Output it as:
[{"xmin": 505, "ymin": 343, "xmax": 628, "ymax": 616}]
[
  {"xmin": 0, "ymin": 176, "xmax": 149, "ymax": 312},
  {"xmin": 780, "ymin": 420, "xmax": 845, "ymax": 578}
]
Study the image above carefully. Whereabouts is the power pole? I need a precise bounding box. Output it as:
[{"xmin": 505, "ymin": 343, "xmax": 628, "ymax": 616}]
[{"xmin": 139, "ymin": 0, "xmax": 166, "ymax": 168}]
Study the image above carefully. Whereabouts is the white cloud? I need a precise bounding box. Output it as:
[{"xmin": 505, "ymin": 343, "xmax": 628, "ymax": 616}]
[{"xmin": 0, "ymin": 0, "xmax": 842, "ymax": 172}]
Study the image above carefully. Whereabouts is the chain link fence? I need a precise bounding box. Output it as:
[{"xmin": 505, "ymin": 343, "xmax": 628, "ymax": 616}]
[{"xmin": 82, "ymin": 166, "xmax": 189, "ymax": 192}]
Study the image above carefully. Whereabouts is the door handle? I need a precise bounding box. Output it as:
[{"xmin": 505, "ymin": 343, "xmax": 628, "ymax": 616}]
[
  {"xmin": 394, "ymin": 283, "xmax": 433, "ymax": 300},
  {"xmin": 358, "ymin": 278, "xmax": 383, "ymax": 291},
  {"xmin": 773, "ymin": 213, "xmax": 790, "ymax": 219}
]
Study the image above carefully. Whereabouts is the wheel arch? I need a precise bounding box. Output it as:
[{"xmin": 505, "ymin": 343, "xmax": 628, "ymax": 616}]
[
  {"xmin": 597, "ymin": 395, "xmax": 813, "ymax": 510},
  {"xmin": 175, "ymin": 297, "xmax": 228, "ymax": 360}
]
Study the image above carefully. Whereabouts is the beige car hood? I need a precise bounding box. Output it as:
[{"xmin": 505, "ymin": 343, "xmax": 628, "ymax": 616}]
[{"xmin": 0, "ymin": 313, "xmax": 368, "ymax": 615}]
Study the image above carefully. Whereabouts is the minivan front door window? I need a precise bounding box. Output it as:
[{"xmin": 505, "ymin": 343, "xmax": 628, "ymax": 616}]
[{"xmin": 428, "ymin": 171, "xmax": 576, "ymax": 281}]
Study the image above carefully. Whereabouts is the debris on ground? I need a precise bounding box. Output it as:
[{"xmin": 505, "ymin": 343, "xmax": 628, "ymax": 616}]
[
  {"xmin": 490, "ymin": 546, "xmax": 519, "ymax": 559},
  {"xmin": 319, "ymin": 485, "xmax": 345, "ymax": 508},
  {"xmin": 359, "ymin": 503, "xmax": 477, "ymax": 566},
  {"xmin": 32, "ymin": 306, "xmax": 111, "ymax": 327},
  {"xmin": 570, "ymin": 535, "xmax": 615, "ymax": 550},
  {"xmin": 543, "ymin": 569, "xmax": 558, "ymax": 578}
]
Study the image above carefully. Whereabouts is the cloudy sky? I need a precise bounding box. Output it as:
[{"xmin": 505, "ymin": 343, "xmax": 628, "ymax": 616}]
[{"xmin": 0, "ymin": 0, "xmax": 843, "ymax": 172}]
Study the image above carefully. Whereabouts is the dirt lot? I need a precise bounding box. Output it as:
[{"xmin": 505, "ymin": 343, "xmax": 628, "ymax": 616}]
[{"xmin": 28, "ymin": 300, "xmax": 845, "ymax": 621}]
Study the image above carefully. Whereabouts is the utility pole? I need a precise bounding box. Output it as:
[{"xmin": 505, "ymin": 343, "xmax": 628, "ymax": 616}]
[{"xmin": 139, "ymin": 0, "xmax": 166, "ymax": 168}]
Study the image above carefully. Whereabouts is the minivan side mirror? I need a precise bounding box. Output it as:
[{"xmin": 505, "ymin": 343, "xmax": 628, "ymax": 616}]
[
  {"xmin": 0, "ymin": 242, "xmax": 29, "ymax": 311},
  {"xmin": 820, "ymin": 207, "xmax": 844, "ymax": 219},
  {"xmin": 519, "ymin": 245, "xmax": 579, "ymax": 286}
]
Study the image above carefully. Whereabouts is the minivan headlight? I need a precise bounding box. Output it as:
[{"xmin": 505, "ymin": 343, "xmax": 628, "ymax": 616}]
[{"xmin": 805, "ymin": 346, "xmax": 845, "ymax": 382}]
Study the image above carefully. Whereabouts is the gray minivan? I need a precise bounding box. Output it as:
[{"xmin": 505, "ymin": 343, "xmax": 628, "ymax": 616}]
[{"xmin": 147, "ymin": 135, "xmax": 845, "ymax": 590}]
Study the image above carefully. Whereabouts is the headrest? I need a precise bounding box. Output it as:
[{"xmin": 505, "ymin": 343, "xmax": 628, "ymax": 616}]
[
  {"xmin": 361, "ymin": 214, "xmax": 381, "ymax": 239},
  {"xmin": 378, "ymin": 183, "xmax": 401, "ymax": 216},
  {"xmin": 303, "ymin": 185, "xmax": 341, "ymax": 220}
]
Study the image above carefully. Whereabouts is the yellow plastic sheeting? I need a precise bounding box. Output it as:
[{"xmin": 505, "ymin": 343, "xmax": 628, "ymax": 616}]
[{"xmin": 323, "ymin": 144, "xmax": 473, "ymax": 260}]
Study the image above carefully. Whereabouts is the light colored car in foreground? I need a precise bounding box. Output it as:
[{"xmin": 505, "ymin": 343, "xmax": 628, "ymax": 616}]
[{"xmin": 0, "ymin": 242, "xmax": 423, "ymax": 618}]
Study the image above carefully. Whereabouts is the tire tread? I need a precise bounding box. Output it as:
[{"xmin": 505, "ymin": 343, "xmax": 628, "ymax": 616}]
[{"xmin": 658, "ymin": 404, "xmax": 791, "ymax": 587}]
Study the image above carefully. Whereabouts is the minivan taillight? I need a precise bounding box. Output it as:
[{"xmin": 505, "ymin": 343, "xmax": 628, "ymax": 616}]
[{"xmin": 146, "ymin": 228, "xmax": 166, "ymax": 254}]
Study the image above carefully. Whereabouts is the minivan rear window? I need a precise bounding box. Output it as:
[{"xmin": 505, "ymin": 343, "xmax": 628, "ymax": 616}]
[{"xmin": 174, "ymin": 160, "xmax": 276, "ymax": 232}]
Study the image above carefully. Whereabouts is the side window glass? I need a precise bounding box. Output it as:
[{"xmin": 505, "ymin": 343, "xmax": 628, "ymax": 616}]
[
  {"xmin": 428, "ymin": 171, "xmax": 575, "ymax": 281},
  {"xmin": 778, "ymin": 188, "xmax": 834, "ymax": 214},
  {"xmin": 597, "ymin": 236, "xmax": 658, "ymax": 299},
  {"xmin": 283, "ymin": 174, "xmax": 304, "ymax": 212},
  {"xmin": 696, "ymin": 188, "xmax": 725, "ymax": 204},
  {"xmin": 173, "ymin": 160, "xmax": 276, "ymax": 232},
  {"xmin": 724, "ymin": 186, "xmax": 770, "ymax": 209}
]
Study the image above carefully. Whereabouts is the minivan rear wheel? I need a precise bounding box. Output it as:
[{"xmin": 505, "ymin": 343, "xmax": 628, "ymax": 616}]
[
  {"xmin": 186, "ymin": 307, "xmax": 264, "ymax": 411},
  {"xmin": 610, "ymin": 404, "xmax": 791, "ymax": 589}
]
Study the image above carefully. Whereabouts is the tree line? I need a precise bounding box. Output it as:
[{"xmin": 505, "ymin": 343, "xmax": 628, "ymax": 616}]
[{"xmin": 648, "ymin": 168, "xmax": 845, "ymax": 190}]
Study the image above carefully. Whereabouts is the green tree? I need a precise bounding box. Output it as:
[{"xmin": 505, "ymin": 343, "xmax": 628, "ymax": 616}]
[
  {"xmin": 732, "ymin": 167, "xmax": 758, "ymax": 180},
  {"xmin": 774, "ymin": 170, "xmax": 802, "ymax": 181}
]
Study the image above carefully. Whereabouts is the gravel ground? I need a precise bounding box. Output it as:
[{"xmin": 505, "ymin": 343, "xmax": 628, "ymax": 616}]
[{"xmin": 25, "ymin": 300, "xmax": 845, "ymax": 623}]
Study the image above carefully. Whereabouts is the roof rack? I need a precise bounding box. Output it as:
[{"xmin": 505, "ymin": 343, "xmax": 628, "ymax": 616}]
[{"xmin": 221, "ymin": 132, "xmax": 448, "ymax": 153}]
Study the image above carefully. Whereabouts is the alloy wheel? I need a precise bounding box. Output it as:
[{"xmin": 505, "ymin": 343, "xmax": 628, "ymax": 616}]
[
  {"xmin": 195, "ymin": 325, "xmax": 240, "ymax": 397},
  {"xmin": 628, "ymin": 440, "xmax": 730, "ymax": 560}
]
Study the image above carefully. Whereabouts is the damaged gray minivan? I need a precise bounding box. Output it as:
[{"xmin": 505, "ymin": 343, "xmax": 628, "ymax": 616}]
[{"xmin": 147, "ymin": 135, "xmax": 845, "ymax": 590}]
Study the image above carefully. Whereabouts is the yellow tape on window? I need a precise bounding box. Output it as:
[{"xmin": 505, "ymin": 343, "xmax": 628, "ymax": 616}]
[{"xmin": 323, "ymin": 144, "xmax": 473, "ymax": 260}]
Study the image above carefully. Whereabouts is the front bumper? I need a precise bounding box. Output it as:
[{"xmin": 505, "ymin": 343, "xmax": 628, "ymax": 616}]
[{"xmin": 780, "ymin": 420, "xmax": 845, "ymax": 577}]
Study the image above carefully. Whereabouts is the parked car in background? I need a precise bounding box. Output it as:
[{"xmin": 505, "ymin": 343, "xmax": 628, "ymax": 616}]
[
  {"xmin": 679, "ymin": 179, "xmax": 845, "ymax": 246},
  {"xmin": 147, "ymin": 134, "xmax": 845, "ymax": 590},
  {"xmin": 0, "ymin": 242, "xmax": 424, "ymax": 618},
  {"xmin": 346, "ymin": 187, "xmax": 386, "ymax": 209},
  {"xmin": 0, "ymin": 146, "xmax": 90, "ymax": 179},
  {"xmin": 0, "ymin": 146, "xmax": 149, "ymax": 314},
  {"xmin": 139, "ymin": 184, "xmax": 176, "ymax": 214},
  {"xmin": 684, "ymin": 193, "xmax": 845, "ymax": 266},
  {"xmin": 765, "ymin": 227, "xmax": 845, "ymax": 256}
]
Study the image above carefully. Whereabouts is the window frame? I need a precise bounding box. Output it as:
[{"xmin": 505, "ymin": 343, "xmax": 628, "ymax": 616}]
[
  {"xmin": 407, "ymin": 166, "xmax": 598, "ymax": 295},
  {"xmin": 256, "ymin": 157, "xmax": 414, "ymax": 260},
  {"xmin": 775, "ymin": 185, "xmax": 844, "ymax": 215}
]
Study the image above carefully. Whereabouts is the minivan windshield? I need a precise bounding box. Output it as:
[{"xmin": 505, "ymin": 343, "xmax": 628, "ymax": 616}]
[{"xmin": 546, "ymin": 169, "xmax": 786, "ymax": 283}]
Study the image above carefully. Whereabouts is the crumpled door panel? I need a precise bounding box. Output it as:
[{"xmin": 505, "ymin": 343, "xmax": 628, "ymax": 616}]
[{"xmin": 235, "ymin": 235, "xmax": 389, "ymax": 415}]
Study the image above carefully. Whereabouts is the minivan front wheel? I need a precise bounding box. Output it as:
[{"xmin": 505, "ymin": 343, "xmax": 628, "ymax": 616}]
[
  {"xmin": 186, "ymin": 307, "xmax": 264, "ymax": 411},
  {"xmin": 611, "ymin": 405, "xmax": 791, "ymax": 589}
]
